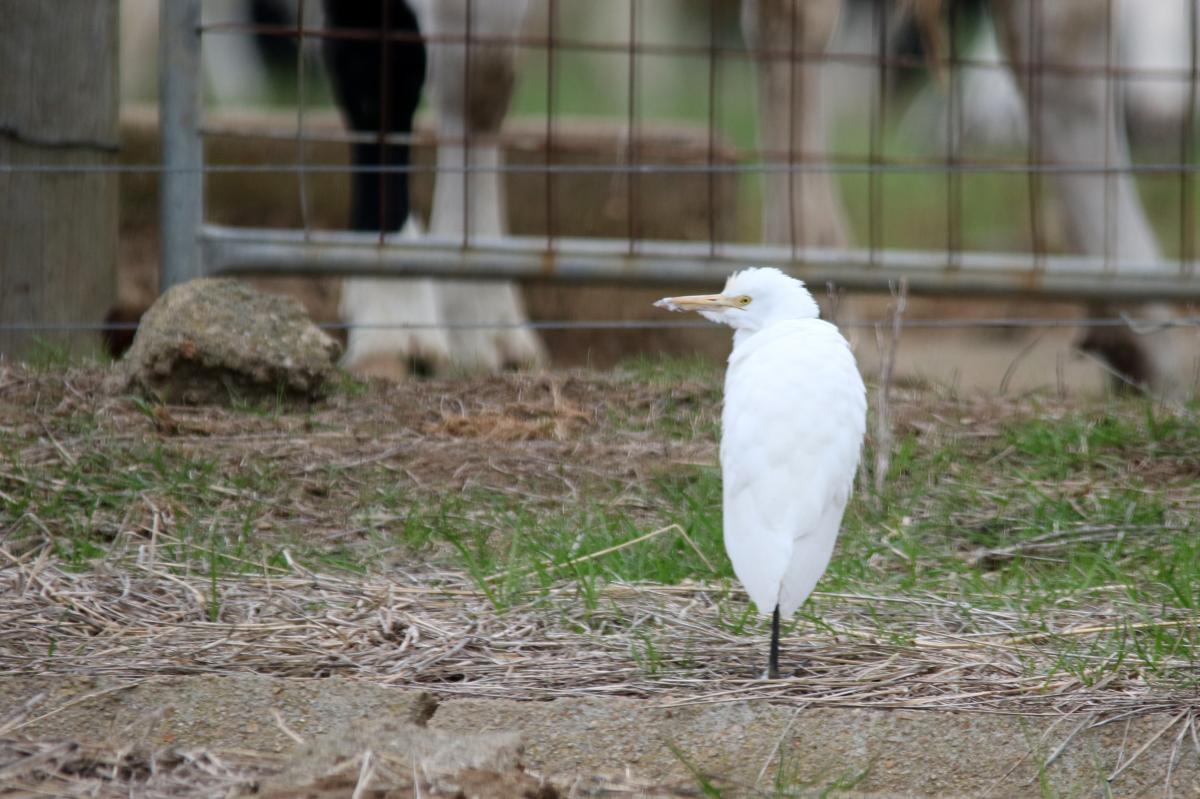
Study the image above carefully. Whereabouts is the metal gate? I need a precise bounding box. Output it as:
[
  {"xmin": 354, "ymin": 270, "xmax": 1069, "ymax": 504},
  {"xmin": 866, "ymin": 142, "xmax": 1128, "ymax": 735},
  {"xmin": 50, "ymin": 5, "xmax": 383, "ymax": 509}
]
[{"xmin": 159, "ymin": 0, "xmax": 1200, "ymax": 300}]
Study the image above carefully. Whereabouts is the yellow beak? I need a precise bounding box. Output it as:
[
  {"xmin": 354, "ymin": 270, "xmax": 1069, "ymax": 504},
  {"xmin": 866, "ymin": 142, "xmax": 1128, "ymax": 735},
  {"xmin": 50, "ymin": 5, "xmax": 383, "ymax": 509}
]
[{"xmin": 653, "ymin": 293, "xmax": 739, "ymax": 312}]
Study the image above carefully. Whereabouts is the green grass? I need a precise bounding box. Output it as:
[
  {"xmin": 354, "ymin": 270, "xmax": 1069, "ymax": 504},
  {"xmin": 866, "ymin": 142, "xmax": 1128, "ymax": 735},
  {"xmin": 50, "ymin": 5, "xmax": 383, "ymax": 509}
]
[
  {"xmin": 819, "ymin": 403, "xmax": 1198, "ymax": 686},
  {"xmin": 616, "ymin": 353, "xmax": 724, "ymax": 386},
  {"xmin": 2, "ymin": 364, "xmax": 1197, "ymax": 697},
  {"xmin": 11, "ymin": 337, "xmax": 109, "ymax": 372}
]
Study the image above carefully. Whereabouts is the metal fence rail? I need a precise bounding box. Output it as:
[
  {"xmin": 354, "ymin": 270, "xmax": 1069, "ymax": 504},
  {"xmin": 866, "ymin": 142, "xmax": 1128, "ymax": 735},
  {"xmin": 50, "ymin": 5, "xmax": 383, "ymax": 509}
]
[{"xmin": 202, "ymin": 225, "xmax": 1199, "ymax": 300}]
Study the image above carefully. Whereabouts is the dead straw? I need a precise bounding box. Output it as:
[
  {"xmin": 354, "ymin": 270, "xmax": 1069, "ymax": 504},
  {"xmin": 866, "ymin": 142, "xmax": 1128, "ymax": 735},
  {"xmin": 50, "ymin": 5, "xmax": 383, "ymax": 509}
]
[{"xmin": 1, "ymin": 545, "xmax": 1195, "ymax": 719}]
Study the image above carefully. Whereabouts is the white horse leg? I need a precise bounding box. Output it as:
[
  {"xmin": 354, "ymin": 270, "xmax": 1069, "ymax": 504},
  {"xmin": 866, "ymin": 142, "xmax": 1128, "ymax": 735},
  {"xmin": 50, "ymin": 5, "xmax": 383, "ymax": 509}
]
[
  {"xmin": 324, "ymin": 0, "xmax": 448, "ymax": 380},
  {"xmin": 993, "ymin": 0, "xmax": 1196, "ymax": 397},
  {"xmin": 416, "ymin": 0, "xmax": 547, "ymax": 372},
  {"xmin": 339, "ymin": 219, "xmax": 454, "ymax": 380},
  {"xmin": 993, "ymin": 0, "xmax": 1157, "ymax": 261},
  {"xmin": 742, "ymin": 0, "xmax": 848, "ymax": 247},
  {"xmin": 431, "ymin": 142, "xmax": 543, "ymax": 372}
]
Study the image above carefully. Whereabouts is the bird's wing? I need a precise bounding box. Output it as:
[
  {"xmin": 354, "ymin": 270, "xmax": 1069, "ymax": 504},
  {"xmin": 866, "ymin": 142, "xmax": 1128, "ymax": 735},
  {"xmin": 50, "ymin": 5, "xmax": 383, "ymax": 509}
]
[{"xmin": 721, "ymin": 321, "xmax": 866, "ymax": 617}]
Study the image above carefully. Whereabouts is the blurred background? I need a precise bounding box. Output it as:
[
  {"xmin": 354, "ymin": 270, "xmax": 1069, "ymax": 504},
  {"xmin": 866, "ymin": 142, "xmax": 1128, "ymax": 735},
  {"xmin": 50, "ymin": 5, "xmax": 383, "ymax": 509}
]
[{"xmin": 4, "ymin": 0, "xmax": 1200, "ymax": 393}]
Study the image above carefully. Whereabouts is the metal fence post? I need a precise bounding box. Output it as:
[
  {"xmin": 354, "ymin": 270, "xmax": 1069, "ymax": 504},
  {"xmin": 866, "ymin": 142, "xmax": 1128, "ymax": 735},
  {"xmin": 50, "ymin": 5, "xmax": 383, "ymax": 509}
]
[{"xmin": 159, "ymin": 0, "xmax": 203, "ymax": 290}]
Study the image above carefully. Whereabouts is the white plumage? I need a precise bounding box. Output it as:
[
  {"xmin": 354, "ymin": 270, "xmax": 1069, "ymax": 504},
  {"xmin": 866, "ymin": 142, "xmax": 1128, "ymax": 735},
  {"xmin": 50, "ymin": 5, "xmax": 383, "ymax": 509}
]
[{"xmin": 655, "ymin": 268, "xmax": 866, "ymax": 677}]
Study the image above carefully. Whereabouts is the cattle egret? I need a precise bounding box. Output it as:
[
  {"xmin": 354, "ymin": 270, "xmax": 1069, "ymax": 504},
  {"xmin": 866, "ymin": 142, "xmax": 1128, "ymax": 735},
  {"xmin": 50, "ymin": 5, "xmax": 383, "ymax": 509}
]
[{"xmin": 655, "ymin": 268, "xmax": 867, "ymax": 678}]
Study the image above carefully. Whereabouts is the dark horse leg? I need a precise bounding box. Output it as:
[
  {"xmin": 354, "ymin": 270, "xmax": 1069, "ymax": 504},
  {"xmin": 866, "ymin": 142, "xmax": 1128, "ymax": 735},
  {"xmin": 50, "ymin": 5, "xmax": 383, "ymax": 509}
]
[{"xmin": 321, "ymin": 0, "xmax": 426, "ymax": 233}]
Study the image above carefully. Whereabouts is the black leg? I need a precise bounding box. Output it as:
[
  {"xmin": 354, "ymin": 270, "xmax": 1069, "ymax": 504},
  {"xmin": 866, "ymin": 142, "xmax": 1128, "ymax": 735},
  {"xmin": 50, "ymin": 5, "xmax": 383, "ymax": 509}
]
[
  {"xmin": 322, "ymin": 0, "xmax": 426, "ymax": 234},
  {"xmin": 768, "ymin": 605, "xmax": 781, "ymax": 679},
  {"xmin": 347, "ymin": 140, "xmax": 413, "ymax": 233}
]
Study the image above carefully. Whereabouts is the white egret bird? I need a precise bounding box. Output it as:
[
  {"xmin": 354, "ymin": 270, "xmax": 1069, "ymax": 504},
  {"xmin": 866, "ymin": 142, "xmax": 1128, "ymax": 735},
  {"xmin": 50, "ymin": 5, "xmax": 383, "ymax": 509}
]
[{"xmin": 655, "ymin": 268, "xmax": 867, "ymax": 678}]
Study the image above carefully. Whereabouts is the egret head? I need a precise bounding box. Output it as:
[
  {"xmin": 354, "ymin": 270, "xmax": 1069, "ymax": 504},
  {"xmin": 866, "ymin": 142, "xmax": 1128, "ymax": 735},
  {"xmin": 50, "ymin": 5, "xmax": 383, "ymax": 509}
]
[{"xmin": 653, "ymin": 268, "xmax": 820, "ymax": 331}]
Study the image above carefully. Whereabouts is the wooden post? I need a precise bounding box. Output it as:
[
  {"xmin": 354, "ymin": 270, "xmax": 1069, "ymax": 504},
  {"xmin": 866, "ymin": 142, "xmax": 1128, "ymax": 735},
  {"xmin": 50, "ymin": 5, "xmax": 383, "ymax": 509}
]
[{"xmin": 0, "ymin": 0, "xmax": 120, "ymax": 359}]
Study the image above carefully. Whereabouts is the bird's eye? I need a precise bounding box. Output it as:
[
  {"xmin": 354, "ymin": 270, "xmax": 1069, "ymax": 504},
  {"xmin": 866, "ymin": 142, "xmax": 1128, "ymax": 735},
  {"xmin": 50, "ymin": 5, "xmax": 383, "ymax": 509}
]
[{"xmin": 737, "ymin": 295, "xmax": 752, "ymax": 306}]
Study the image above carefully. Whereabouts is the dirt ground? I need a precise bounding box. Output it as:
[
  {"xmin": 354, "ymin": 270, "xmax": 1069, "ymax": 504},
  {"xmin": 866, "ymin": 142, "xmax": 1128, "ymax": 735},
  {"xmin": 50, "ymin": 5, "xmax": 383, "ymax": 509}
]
[
  {"xmin": 3, "ymin": 673, "xmax": 1198, "ymax": 797},
  {"xmin": 2, "ymin": 363, "xmax": 1198, "ymax": 797}
]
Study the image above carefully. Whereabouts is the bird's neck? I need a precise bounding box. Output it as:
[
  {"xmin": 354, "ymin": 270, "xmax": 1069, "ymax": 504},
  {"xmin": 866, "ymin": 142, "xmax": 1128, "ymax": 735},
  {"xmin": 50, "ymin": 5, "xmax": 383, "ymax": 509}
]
[
  {"xmin": 731, "ymin": 325, "xmax": 776, "ymax": 353},
  {"xmin": 732, "ymin": 328, "xmax": 756, "ymax": 350},
  {"xmin": 730, "ymin": 318, "xmax": 816, "ymax": 356}
]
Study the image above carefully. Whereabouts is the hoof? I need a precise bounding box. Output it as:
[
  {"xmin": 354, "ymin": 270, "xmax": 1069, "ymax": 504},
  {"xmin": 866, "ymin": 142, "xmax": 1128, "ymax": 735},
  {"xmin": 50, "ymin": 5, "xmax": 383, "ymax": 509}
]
[
  {"xmin": 339, "ymin": 277, "xmax": 454, "ymax": 380},
  {"xmin": 440, "ymin": 280, "xmax": 548, "ymax": 374}
]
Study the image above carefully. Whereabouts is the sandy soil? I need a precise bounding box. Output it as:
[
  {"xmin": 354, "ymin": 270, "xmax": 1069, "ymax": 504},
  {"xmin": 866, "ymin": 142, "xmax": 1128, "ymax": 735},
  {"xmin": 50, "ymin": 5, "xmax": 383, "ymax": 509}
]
[{"xmin": 3, "ymin": 673, "xmax": 1196, "ymax": 797}]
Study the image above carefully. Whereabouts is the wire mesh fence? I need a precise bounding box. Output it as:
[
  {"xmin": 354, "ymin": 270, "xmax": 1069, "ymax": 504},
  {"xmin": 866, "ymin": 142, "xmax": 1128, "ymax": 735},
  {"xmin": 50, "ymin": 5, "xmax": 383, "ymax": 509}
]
[
  {"xmin": 9, "ymin": 0, "xmax": 1200, "ymax": 348},
  {"xmin": 140, "ymin": 0, "xmax": 1200, "ymax": 294}
]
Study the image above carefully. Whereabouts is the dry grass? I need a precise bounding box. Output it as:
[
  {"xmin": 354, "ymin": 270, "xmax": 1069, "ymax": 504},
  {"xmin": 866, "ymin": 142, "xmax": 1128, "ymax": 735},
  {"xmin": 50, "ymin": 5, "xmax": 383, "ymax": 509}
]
[
  {"xmin": 1, "ymin": 535, "xmax": 1197, "ymax": 794},
  {"xmin": 0, "ymin": 738, "xmax": 270, "ymax": 799},
  {"xmin": 2, "ymin": 543, "xmax": 1196, "ymax": 716},
  {"xmin": 0, "ymin": 733, "xmax": 698, "ymax": 799},
  {"xmin": 2, "ymin": 360, "xmax": 1199, "ymax": 795}
]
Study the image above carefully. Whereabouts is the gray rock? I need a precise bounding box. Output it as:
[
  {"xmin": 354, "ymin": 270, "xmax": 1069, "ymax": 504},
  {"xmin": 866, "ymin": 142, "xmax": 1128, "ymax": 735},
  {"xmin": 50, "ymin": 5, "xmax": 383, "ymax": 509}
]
[{"xmin": 115, "ymin": 278, "xmax": 340, "ymax": 404}]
